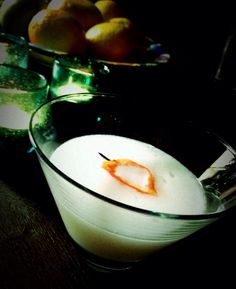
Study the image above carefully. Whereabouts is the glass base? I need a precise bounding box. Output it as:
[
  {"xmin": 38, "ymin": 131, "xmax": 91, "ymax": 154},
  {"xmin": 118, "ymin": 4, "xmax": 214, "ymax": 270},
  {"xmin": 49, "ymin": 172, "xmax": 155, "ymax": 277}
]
[{"xmin": 75, "ymin": 244, "xmax": 139, "ymax": 273}]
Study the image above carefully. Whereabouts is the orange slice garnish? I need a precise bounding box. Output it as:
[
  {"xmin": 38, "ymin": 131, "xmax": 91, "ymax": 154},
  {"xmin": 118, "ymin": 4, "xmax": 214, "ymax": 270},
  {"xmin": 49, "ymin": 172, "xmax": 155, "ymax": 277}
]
[{"xmin": 102, "ymin": 158, "xmax": 157, "ymax": 195}]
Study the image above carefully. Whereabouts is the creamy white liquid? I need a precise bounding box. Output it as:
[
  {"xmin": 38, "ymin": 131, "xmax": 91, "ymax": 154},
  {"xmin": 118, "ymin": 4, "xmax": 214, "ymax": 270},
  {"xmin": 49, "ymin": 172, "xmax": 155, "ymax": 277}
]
[
  {"xmin": 44, "ymin": 134, "xmax": 208, "ymax": 263},
  {"xmin": 50, "ymin": 134, "xmax": 206, "ymax": 215}
]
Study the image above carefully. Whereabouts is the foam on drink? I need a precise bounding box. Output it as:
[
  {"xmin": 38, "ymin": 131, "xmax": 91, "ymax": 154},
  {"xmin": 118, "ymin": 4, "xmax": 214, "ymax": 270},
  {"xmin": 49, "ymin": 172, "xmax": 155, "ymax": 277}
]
[{"xmin": 50, "ymin": 134, "xmax": 206, "ymax": 215}]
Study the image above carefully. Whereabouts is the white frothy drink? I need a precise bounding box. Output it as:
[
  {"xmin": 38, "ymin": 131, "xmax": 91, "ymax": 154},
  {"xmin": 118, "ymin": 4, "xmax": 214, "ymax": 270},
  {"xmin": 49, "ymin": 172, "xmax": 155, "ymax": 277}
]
[
  {"xmin": 51, "ymin": 134, "xmax": 206, "ymax": 214},
  {"xmin": 44, "ymin": 134, "xmax": 207, "ymax": 263}
]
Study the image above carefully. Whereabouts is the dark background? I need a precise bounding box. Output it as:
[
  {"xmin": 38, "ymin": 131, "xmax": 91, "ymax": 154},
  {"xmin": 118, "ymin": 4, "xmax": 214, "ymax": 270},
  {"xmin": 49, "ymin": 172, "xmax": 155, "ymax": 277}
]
[{"xmin": 117, "ymin": 1, "xmax": 235, "ymax": 146}]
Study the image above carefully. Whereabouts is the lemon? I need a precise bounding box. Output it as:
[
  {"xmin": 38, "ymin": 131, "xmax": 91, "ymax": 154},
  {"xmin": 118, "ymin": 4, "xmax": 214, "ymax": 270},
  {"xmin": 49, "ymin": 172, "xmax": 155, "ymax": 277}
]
[
  {"xmin": 47, "ymin": 0, "xmax": 103, "ymax": 31},
  {"xmin": 28, "ymin": 8, "xmax": 86, "ymax": 54},
  {"xmin": 85, "ymin": 19, "xmax": 139, "ymax": 61},
  {"xmin": 109, "ymin": 17, "xmax": 135, "ymax": 29},
  {"xmin": 95, "ymin": 0, "xmax": 123, "ymax": 21}
]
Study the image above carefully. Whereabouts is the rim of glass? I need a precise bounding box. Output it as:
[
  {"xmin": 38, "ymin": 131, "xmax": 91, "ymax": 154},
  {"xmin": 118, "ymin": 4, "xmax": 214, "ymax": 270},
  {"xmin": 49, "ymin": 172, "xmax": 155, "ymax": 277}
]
[
  {"xmin": 0, "ymin": 64, "xmax": 48, "ymax": 91},
  {"xmin": 29, "ymin": 93, "xmax": 236, "ymax": 221},
  {"xmin": 0, "ymin": 31, "xmax": 28, "ymax": 46}
]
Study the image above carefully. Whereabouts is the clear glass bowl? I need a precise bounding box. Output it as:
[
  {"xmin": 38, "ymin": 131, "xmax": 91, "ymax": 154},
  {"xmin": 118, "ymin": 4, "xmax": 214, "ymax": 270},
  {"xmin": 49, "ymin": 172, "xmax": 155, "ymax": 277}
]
[
  {"xmin": 28, "ymin": 38, "xmax": 169, "ymax": 68},
  {"xmin": 29, "ymin": 42, "xmax": 170, "ymax": 94},
  {"xmin": 29, "ymin": 92, "xmax": 236, "ymax": 272}
]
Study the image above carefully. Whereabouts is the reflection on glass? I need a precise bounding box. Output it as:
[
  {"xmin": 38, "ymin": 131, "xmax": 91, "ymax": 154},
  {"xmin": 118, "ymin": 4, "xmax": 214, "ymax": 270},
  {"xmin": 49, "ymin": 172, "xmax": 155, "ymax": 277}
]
[{"xmin": 50, "ymin": 55, "xmax": 109, "ymax": 98}]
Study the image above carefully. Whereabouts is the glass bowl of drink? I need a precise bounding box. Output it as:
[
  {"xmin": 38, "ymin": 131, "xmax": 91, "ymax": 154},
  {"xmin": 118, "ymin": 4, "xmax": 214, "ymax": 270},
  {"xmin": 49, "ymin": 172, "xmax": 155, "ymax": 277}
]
[{"xmin": 28, "ymin": 92, "xmax": 236, "ymax": 272}]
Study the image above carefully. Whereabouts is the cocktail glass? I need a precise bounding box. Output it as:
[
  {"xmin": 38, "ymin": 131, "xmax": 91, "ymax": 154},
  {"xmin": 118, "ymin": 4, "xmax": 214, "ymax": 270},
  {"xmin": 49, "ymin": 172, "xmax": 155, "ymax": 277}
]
[{"xmin": 29, "ymin": 92, "xmax": 236, "ymax": 272}]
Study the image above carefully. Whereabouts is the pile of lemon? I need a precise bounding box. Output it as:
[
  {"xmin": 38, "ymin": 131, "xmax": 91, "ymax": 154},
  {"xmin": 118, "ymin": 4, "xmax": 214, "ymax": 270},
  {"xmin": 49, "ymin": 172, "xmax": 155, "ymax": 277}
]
[{"xmin": 0, "ymin": 0, "xmax": 144, "ymax": 61}]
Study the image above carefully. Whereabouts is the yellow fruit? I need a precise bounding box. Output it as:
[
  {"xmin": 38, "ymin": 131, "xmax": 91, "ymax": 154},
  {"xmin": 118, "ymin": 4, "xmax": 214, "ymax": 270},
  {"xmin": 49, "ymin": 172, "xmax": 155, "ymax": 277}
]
[
  {"xmin": 28, "ymin": 9, "xmax": 86, "ymax": 54},
  {"xmin": 85, "ymin": 20, "xmax": 139, "ymax": 61},
  {"xmin": 94, "ymin": 0, "xmax": 123, "ymax": 21},
  {"xmin": 109, "ymin": 17, "xmax": 135, "ymax": 29},
  {"xmin": 0, "ymin": 0, "xmax": 44, "ymax": 38},
  {"xmin": 47, "ymin": 0, "xmax": 103, "ymax": 31},
  {"xmin": 110, "ymin": 17, "xmax": 143, "ymax": 44}
]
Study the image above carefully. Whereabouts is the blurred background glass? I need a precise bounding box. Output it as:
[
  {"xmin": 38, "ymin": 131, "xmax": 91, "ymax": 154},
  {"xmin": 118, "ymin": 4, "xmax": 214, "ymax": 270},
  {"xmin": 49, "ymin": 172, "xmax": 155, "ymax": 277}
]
[
  {"xmin": 50, "ymin": 55, "xmax": 109, "ymax": 98},
  {"xmin": 0, "ymin": 63, "xmax": 48, "ymax": 174},
  {"xmin": 0, "ymin": 32, "xmax": 28, "ymax": 68}
]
